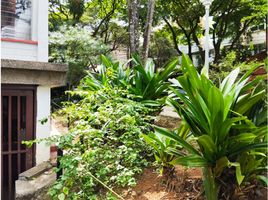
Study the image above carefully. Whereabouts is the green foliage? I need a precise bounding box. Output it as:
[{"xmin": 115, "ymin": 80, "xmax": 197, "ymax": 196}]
[
  {"xmin": 47, "ymin": 86, "xmax": 156, "ymax": 199},
  {"xmin": 210, "ymin": 51, "xmax": 264, "ymax": 84},
  {"xmin": 149, "ymin": 34, "xmax": 178, "ymax": 67},
  {"xmin": 81, "ymin": 54, "xmax": 179, "ymax": 101},
  {"xmin": 49, "ymin": 26, "xmax": 110, "ymax": 86},
  {"xmin": 152, "ymin": 54, "xmax": 267, "ymax": 199},
  {"xmin": 156, "ymin": 0, "xmax": 267, "ymax": 64},
  {"xmin": 131, "ymin": 55, "xmax": 178, "ymax": 100}
]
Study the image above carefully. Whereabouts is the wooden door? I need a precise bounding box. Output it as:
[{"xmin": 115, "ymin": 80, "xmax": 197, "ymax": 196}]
[{"xmin": 1, "ymin": 86, "xmax": 35, "ymax": 200}]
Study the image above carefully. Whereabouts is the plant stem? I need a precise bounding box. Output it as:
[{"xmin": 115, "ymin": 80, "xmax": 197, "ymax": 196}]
[
  {"xmin": 203, "ymin": 167, "xmax": 218, "ymax": 200},
  {"xmin": 87, "ymin": 171, "xmax": 125, "ymax": 200}
]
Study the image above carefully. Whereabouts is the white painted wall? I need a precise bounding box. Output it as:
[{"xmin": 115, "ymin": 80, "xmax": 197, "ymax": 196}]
[
  {"xmin": 37, "ymin": 0, "xmax": 48, "ymax": 62},
  {"xmin": 1, "ymin": 41, "xmax": 38, "ymax": 61},
  {"xmin": 35, "ymin": 86, "xmax": 51, "ymax": 164},
  {"xmin": 251, "ymin": 30, "xmax": 266, "ymax": 45}
]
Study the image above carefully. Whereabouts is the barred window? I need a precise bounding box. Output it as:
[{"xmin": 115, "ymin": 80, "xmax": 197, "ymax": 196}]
[{"xmin": 1, "ymin": 0, "xmax": 32, "ymax": 40}]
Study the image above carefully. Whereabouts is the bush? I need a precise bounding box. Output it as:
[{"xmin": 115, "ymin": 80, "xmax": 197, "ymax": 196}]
[
  {"xmin": 47, "ymin": 86, "xmax": 157, "ymax": 199},
  {"xmin": 210, "ymin": 51, "xmax": 263, "ymax": 84},
  {"xmin": 49, "ymin": 26, "xmax": 110, "ymax": 86}
]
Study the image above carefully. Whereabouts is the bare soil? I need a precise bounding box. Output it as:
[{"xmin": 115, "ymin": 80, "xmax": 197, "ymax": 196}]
[
  {"xmin": 123, "ymin": 167, "xmax": 267, "ymax": 200},
  {"xmin": 124, "ymin": 166, "xmax": 204, "ymax": 200}
]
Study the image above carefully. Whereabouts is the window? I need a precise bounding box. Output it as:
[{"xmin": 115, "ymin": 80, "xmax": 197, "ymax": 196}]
[{"xmin": 1, "ymin": 0, "xmax": 32, "ymax": 40}]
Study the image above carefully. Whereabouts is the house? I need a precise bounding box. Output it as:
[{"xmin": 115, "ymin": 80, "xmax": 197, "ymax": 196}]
[
  {"xmin": 178, "ymin": 23, "xmax": 267, "ymax": 67},
  {"xmin": 1, "ymin": 0, "xmax": 67, "ymax": 199}
]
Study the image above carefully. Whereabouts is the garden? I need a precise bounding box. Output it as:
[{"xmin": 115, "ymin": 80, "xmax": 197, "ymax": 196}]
[{"xmin": 35, "ymin": 0, "xmax": 268, "ymax": 199}]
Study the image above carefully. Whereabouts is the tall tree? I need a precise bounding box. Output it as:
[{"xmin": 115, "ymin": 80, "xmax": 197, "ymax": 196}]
[
  {"xmin": 128, "ymin": 0, "xmax": 140, "ymax": 55},
  {"xmin": 142, "ymin": 0, "xmax": 155, "ymax": 61},
  {"xmin": 211, "ymin": 0, "xmax": 267, "ymax": 62},
  {"xmin": 156, "ymin": 0, "xmax": 267, "ymax": 64},
  {"xmin": 158, "ymin": 0, "xmax": 203, "ymax": 60}
]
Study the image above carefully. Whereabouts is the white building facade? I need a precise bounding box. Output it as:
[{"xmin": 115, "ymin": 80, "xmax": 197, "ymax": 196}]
[{"xmin": 1, "ymin": 1, "xmax": 67, "ymax": 199}]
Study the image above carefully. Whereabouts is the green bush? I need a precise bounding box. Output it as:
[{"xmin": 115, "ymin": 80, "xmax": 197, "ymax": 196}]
[
  {"xmin": 210, "ymin": 51, "xmax": 263, "ymax": 85},
  {"xmin": 49, "ymin": 26, "xmax": 110, "ymax": 86},
  {"xmin": 47, "ymin": 86, "xmax": 156, "ymax": 199}
]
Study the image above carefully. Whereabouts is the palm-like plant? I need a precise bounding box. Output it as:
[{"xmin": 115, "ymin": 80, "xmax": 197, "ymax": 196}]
[
  {"xmin": 131, "ymin": 55, "xmax": 178, "ymax": 100},
  {"xmin": 80, "ymin": 54, "xmax": 178, "ymax": 102},
  {"xmin": 80, "ymin": 55, "xmax": 132, "ymax": 91},
  {"xmin": 155, "ymin": 55, "xmax": 267, "ymax": 200}
]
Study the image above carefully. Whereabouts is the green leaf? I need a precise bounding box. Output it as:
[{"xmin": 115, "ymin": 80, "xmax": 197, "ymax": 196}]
[
  {"xmin": 197, "ymin": 135, "xmax": 217, "ymax": 161},
  {"xmin": 159, "ymin": 58, "xmax": 178, "ymax": 80},
  {"xmin": 229, "ymin": 162, "xmax": 245, "ymax": 185},
  {"xmin": 63, "ymin": 187, "xmax": 69, "ymax": 195},
  {"xmin": 230, "ymin": 133, "xmax": 257, "ymax": 143},
  {"xmin": 170, "ymin": 155, "xmax": 207, "ymax": 167},
  {"xmin": 235, "ymin": 90, "xmax": 265, "ymax": 115},
  {"xmin": 214, "ymin": 156, "xmax": 229, "ymax": 177},
  {"xmin": 154, "ymin": 126, "xmax": 200, "ymax": 156},
  {"xmin": 257, "ymin": 175, "xmax": 268, "ymax": 186},
  {"xmin": 58, "ymin": 193, "xmax": 65, "ymax": 200},
  {"xmin": 220, "ymin": 68, "xmax": 240, "ymax": 96}
]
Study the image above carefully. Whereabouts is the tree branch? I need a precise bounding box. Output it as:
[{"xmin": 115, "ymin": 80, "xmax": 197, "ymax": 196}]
[{"xmin": 163, "ymin": 17, "xmax": 182, "ymax": 55}]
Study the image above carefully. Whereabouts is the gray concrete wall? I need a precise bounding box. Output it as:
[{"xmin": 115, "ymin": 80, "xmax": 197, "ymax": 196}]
[{"xmin": 1, "ymin": 59, "xmax": 67, "ymax": 87}]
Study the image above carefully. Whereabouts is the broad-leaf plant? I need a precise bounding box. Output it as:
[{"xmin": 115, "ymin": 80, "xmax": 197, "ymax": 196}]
[{"xmin": 154, "ymin": 55, "xmax": 267, "ymax": 200}]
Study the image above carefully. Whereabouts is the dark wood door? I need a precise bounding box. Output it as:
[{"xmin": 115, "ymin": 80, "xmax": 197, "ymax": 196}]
[{"xmin": 1, "ymin": 86, "xmax": 35, "ymax": 200}]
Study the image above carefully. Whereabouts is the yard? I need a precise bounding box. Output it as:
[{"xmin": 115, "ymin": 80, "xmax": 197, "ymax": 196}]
[
  {"xmin": 41, "ymin": 53, "xmax": 267, "ymax": 200},
  {"xmin": 38, "ymin": 0, "xmax": 268, "ymax": 199}
]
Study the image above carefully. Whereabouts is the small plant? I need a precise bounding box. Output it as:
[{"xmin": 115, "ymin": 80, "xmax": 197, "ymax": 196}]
[{"xmin": 141, "ymin": 121, "xmax": 190, "ymax": 176}]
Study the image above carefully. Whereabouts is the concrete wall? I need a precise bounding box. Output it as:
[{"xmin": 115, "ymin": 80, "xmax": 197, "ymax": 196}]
[{"xmin": 36, "ymin": 86, "xmax": 51, "ymax": 164}]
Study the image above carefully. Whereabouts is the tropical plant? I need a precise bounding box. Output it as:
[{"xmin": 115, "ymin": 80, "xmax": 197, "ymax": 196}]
[
  {"xmin": 154, "ymin": 54, "xmax": 267, "ymax": 200},
  {"xmin": 141, "ymin": 132, "xmax": 175, "ymax": 175},
  {"xmin": 81, "ymin": 54, "xmax": 179, "ymax": 101},
  {"xmin": 141, "ymin": 121, "xmax": 190, "ymax": 177},
  {"xmin": 80, "ymin": 55, "xmax": 132, "ymax": 91},
  {"xmin": 131, "ymin": 55, "xmax": 178, "ymax": 100}
]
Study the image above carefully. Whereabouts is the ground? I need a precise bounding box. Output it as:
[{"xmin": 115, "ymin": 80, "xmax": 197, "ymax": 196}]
[
  {"xmin": 50, "ymin": 117, "xmax": 267, "ymax": 200},
  {"xmin": 124, "ymin": 166, "xmax": 203, "ymax": 200}
]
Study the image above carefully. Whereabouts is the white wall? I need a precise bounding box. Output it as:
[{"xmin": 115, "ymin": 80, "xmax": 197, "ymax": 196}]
[
  {"xmin": 37, "ymin": 0, "xmax": 48, "ymax": 62},
  {"xmin": 35, "ymin": 86, "xmax": 51, "ymax": 164},
  {"xmin": 1, "ymin": 41, "xmax": 38, "ymax": 61}
]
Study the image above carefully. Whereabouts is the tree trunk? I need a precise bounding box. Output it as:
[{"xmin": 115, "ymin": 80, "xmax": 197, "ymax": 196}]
[
  {"xmin": 128, "ymin": 0, "xmax": 140, "ymax": 56},
  {"xmin": 192, "ymin": 33, "xmax": 205, "ymax": 63},
  {"xmin": 213, "ymin": 42, "xmax": 221, "ymax": 63},
  {"xmin": 142, "ymin": 0, "xmax": 155, "ymax": 62},
  {"xmin": 163, "ymin": 17, "xmax": 183, "ymax": 55},
  {"xmin": 186, "ymin": 35, "xmax": 192, "ymax": 60}
]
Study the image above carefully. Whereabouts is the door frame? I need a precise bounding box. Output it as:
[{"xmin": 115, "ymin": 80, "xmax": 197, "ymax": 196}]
[
  {"xmin": 2, "ymin": 84, "xmax": 37, "ymax": 166},
  {"xmin": 1, "ymin": 84, "xmax": 37, "ymax": 199}
]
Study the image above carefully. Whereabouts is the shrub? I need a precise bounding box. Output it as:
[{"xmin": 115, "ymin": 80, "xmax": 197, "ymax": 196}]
[
  {"xmin": 49, "ymin": 26, "xmax": 110, "ymax": 86},
  {"xmin": 46, "ymin": 86, "xmax": 157, "ymax": 199}
]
